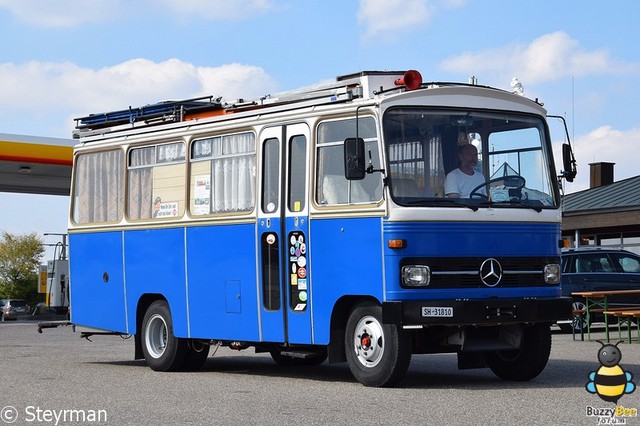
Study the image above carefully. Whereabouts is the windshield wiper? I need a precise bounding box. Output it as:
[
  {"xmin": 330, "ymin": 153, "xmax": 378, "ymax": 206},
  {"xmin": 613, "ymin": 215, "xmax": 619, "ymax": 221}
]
[
  {"xmin": 479, "ymin": 200, "xmax": 543, "ymax": 212},
  {"xmin": 405, "ymin": 198, "xmax": 479, "ymax": 211}
]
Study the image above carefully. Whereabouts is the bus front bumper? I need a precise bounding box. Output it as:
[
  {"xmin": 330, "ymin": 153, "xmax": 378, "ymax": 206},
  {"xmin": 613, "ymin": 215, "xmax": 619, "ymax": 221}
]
[{"xmin": 382, "ymin": 297, "xmax": 573, "ymax": 326}]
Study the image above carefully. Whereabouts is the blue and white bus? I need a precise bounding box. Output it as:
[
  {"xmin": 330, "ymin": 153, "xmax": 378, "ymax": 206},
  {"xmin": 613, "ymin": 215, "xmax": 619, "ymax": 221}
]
[{"xmin": 69, "ymin": 70, "xmax": 573, "ymax": 386}]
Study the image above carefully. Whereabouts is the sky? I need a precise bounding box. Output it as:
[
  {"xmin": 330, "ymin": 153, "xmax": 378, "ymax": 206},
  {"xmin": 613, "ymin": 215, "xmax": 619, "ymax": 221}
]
[{"xmin": 1, "ymin": 0, "xmax": 639, "ymax": 255}]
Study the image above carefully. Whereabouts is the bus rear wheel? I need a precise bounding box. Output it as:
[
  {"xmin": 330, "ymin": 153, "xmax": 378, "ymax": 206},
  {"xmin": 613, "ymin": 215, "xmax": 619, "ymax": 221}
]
[
  {"xmin": 345, "ymin": 302, "xmax": 411, "ymax": 387},
  {"xmin": 485, "ymin": 323, "xmax": 551, "ymax": 381},
  {"xmin": 141, "ymin": 300, "xmax": 186, "ymax": 371},
  {"xmin": 181, "ymin": 340, "xmax": 210, "ymax": 371}
]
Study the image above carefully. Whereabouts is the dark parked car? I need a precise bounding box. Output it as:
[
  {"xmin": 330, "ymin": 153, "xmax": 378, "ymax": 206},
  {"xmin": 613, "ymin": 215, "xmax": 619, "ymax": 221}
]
[
  {"xmin": 560, "ymin": 247, "xmax": 640, "ymax": 332},
  {"xmin": 0, "ymin": 299, "xmax": 31, "ymax": 321}
]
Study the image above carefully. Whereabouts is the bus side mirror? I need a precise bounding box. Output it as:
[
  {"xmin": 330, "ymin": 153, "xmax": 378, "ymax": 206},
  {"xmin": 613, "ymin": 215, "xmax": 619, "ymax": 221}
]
[
  {"xmin": 562, "ymin": 143, "xmax": 577, "ymax": 182},
  {"xmin": 344, "ymin": 137, "xmax": 366, "ymax": 180}
]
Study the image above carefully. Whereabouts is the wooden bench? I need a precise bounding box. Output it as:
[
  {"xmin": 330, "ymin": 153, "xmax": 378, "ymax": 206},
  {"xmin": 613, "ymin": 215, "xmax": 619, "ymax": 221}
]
[
  {"xmin": 572, "ymin": 290, "xmax": 640, "ymax": 341},
  {"xmin": 603, "ymin": 310, "xmax": 640, "ymax": 343},
  {"xmin": 573, "ymin": 307, "xmax": 639, "ymax": 316},
  {"xmin": 571, "ymin": 307, "xmax": 640, "ymax": 341}
]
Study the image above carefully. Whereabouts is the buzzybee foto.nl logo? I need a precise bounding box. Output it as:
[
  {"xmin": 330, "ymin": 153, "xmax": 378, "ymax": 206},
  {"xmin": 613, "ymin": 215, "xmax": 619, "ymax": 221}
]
[{"xmin": 585, "ymin": 341, "xmax": 638, "ymax": 424}]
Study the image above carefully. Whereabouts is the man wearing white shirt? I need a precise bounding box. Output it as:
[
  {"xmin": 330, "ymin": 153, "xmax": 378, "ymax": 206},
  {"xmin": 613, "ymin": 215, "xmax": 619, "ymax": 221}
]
[{"xmin": 444, "ymin": 144, "xmax": 485, "ymax": 198}]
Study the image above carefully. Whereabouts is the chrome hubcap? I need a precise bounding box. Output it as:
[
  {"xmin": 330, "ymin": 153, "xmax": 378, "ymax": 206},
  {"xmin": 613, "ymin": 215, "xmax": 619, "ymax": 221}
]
[
  {"xmin": 353, "ymin": 315, "xmax": 384, "ymax": 368},
  {"xmin": 145, "ymin": 314, "xmax": 168, "ymax": 358}
]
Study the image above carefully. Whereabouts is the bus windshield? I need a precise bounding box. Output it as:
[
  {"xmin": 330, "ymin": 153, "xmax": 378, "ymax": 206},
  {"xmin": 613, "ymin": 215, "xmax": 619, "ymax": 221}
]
[{"xmin": 383, "ymin": 108, "xmax": 558, "ymax": 209}]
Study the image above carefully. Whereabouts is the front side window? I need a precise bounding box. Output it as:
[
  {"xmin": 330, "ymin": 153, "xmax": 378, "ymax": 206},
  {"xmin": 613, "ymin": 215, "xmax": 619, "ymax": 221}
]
[
  {"xmin": 613, "ymin": 253, "xmax": 640, "ymax": 273},
  {"xmin": 383, "ymin": 108, "xmax": 558, "ymax": 208},
  {"xmin": 190, "ymin": 132, "xmax": 256, "ymax": 215},
  {"xmin": 72, "ymin": 149, "xmax": 124, "ymax": 224},
  {"xmin": 316, "ymin": 117, "xmax": 382, "ymax": 205}
]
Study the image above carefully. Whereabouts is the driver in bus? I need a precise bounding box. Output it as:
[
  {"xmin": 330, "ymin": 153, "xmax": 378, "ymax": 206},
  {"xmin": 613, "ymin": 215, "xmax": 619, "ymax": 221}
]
[{"xmin": 444, "ymin": 143, "xmax": 485, "ymax": 198}]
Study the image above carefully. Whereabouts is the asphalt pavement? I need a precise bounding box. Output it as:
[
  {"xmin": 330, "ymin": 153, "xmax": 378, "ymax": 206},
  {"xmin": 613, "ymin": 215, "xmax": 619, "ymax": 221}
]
[{"xmin": 1, "ymin": 321, "xmax": 640, "ymax": 425}]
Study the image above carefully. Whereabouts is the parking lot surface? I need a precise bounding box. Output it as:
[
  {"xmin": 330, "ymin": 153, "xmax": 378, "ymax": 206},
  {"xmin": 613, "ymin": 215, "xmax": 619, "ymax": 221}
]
[{"xmin": 1, "ymin": 322, "xmax": 640, "ymax": 425}]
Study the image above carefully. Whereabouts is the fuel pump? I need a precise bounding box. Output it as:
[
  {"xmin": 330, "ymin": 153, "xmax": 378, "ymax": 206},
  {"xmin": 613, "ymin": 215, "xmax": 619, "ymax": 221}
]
[{"xmin": 43, "ymin": 233, "xmax": 69, "ymax": 313}]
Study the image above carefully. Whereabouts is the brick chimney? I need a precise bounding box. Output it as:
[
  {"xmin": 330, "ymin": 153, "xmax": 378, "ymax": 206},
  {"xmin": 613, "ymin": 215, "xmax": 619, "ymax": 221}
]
[{"xmin": 589, "ymin": 162, "xmax": 615, "ymax": 188}]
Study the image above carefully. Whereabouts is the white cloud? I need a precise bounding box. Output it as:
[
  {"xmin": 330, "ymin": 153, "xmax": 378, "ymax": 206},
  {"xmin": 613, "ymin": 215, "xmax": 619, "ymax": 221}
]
[
  {"xmin": 441, "ymin": 31, "xmax": 634, "ymax": 85},
  {"xmin": 358, "ymin": 0, "xmax": 432, "ymax": 39},
  {"xmin": 556, "ymin": 125, "xmax": 640, "ymax": 193},
  {"xmin": 0, "ymin": 0, "xmax": 117, "ymax": 28},
  {"xmin": 0, "ymin": 0, "xmax": 276, "ymax": 28},
  {"xmin": 0, "ymin": 59, "xmax": 277, "ymax": 136},
  {"xmin": 442, "ymin": 0, "xmax": 468, "ymax": 6},
  {"xmin": 155, "ymin": 0, "xmax": 275, "ymax": 20}
]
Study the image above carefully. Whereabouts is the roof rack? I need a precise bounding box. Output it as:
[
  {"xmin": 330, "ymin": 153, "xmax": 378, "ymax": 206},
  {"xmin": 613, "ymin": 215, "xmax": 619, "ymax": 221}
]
[{"xmin": 74, "ymin": 95, "xmax": 224, "ymax": 131}]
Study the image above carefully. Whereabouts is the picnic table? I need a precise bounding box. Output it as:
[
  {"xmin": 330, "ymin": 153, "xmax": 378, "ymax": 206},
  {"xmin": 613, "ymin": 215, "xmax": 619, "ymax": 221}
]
[{"xmin": 571, "ymin": 289, "xmax": 640, "ymax": 342}]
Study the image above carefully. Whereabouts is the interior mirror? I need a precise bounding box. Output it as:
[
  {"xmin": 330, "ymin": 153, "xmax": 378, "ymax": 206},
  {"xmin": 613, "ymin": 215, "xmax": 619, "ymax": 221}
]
[
  {"xmin": 344, "ymin": 137, "xmax": 366, "ymax": 180},
  {"xmin": 562, "ymin": 143, "xmax": 577, "ymax": 182}
]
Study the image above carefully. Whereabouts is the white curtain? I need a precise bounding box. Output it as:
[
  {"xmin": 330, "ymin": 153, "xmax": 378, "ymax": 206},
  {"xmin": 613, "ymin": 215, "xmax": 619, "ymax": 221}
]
[
  {"xmin": 210, "ymin": 133, "xmax": 256, "ymax": 212},
  {"xmin": 73, "ymin": 150, "xmax": 124, "ymax": 223},
  {"xmin": 128, "ymin": 147, "xmax": 154, "ymax": 220}
]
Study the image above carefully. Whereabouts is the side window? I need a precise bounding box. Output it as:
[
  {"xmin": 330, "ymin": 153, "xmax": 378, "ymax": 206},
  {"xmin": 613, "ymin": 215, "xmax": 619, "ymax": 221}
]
[
  {"xmin": 561, "ymin": 255, "xmax": 573, "ymax": 273},
  {"xmin": 288, "ymin": 135, "xmax": 306, "ymax": 212},
  {"xmin": 615, "ymin": 254, "xmax": 640, "ymax": 273},
  {"xmin": 316, "ymin": 117, "xmax": 382, "ymax": 205},
  {"xmin": 189, "ymin": 132, "xmax": 256, "ymax": 215},
  {"xmin": 262, "ymin": 138, "xmax": 280, "ymax": 213},
  {"xmin": 579, "ymin": 254, "xmax": 614, "ymax": 273},
  {"xmin": 73, "ymin": 149, "xmax": 124, "ymax": 224},
  {"xmin": 128, "ymin": 142, "xmax": 185, "ymax": 220}
]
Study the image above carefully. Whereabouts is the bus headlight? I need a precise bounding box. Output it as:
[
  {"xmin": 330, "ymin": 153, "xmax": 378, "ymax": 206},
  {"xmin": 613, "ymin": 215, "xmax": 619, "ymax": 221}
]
[
  {"xmin": 402, "ymin": 265, "xmax": 431, "ymax": 287},
  {"xmin": 544, "ymin": 263, "xmax": 560, "ymax": 284}
]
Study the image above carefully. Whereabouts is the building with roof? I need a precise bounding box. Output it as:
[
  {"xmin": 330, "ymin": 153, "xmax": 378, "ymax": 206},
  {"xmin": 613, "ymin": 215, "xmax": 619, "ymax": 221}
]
[
  {"xmin": 0, "ymin": 133, "xmax": 74, "ymax": 195},
  {"xmin": 562, "ymin": 162, "xmax": 640, "ymax": 254}
]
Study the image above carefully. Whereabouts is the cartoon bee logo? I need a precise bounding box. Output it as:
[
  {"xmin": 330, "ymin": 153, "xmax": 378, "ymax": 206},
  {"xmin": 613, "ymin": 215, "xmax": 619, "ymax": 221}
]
[{"xmin": 586, "ymin": 341, "xmax": 636, "ymax": 403}]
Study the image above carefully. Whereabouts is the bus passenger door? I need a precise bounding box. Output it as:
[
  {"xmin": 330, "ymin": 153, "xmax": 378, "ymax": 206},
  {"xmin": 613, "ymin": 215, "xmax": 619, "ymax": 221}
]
[{"xmin": 257, "ymin": 124, "xmax": 312, "ymax": 344}]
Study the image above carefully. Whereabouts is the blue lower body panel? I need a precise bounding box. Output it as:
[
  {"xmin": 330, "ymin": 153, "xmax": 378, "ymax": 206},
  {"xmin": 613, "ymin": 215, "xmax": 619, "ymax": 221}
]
[
  {"xmin": 186, "ymin": 224, "xmax": 259, "ymax": 341},
  {"xmin": 123, "ymin": 228, "xmax": 189, "ymax": 336},
  {"xmin": 70, "ymin": 224, "xmax": 260, "ymax": 342},
  {"xmin": 69, "ymin": 231, "xmax": 127, "ymax": 333},
  {"xmin": 383, "ymin": 221, "xmax": 562, "ymax": 301},
  {"xmin": 309, "ymin": 216, "xmax": 384, "ymax": 344}
]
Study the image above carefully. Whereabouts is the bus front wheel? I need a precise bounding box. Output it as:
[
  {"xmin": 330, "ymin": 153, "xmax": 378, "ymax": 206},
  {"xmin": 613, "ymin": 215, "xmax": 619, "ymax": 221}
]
[
  {"xmin": 485, "ymin": 323, "xmax": 551, "ymax": 381},
  {"xmin": 141, "ymin": 300, "xmax": 187, "ymax": 371},
  {"xmin": 345, "ymin": 302, "xmax": 411, "ymax": 387}
]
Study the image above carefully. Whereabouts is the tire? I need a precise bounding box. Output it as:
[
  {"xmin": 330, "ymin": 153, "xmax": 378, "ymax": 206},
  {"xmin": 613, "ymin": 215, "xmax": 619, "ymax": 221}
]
[
  {"xmin": 558, "ymin": 301, "xmax": 588, "ymax": 334},
  {"xmin": 345, "ymin": 302, "xmax": 411, "ymax": 387},
  {"xmin": 270, "ymin": 348, "xmax": 327, "ymax": 367},
  {"xmin": 180, "ymin": 340, "xmax": 210, "ymax": 371},
  {"xmin": 486, "ymin": 323, "xmax": 551, "ymax": 381},
  {"xmin": 571, "ymin": 301, "xmax": 589, "ymax": 333},
  {"xmin": 141, "ymin": 300, "xmax": 187, "ymax": 372}
]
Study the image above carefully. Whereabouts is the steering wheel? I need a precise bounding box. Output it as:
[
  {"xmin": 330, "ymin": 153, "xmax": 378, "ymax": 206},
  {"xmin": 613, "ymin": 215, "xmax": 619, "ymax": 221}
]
[{"xmin": 469, "ymin": 175, "xmax": 526, "ymax": 200}]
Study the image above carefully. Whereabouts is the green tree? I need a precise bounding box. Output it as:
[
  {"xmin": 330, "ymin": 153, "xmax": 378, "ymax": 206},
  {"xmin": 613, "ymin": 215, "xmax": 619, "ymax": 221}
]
[{"xmin": 0, "ymin": 232, "xmax": 44, "ymax": 304}]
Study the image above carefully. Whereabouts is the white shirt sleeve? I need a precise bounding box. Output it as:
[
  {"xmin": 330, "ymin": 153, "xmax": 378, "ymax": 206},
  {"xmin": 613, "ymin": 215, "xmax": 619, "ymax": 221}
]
[{"xmin": 444, "ymin": 169, "xmax": 485, "ymax": 197}]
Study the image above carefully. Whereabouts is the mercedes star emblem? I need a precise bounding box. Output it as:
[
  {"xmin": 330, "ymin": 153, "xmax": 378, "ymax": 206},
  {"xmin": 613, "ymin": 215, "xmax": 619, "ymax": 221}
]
[{"xmin": 479, "ymin": 258, "xmax": 503, "ymax": 287}]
